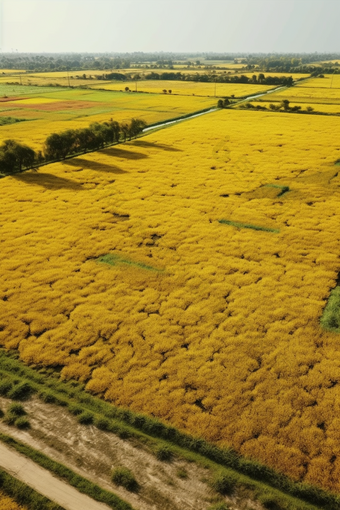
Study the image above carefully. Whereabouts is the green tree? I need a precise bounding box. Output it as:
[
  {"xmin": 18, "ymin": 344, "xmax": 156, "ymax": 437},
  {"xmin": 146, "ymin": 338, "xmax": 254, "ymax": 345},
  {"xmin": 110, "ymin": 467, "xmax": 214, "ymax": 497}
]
[
  {"xmin": 281, "ymin": 99, "xmax": 290, "ymax": 111},
  {"xmin": 0, "ymin": 139, "xmax": 36, "ymax": 173},
  {"xmin": 128, "ymin": 118, "xmax": 147, "ymax": 139}
]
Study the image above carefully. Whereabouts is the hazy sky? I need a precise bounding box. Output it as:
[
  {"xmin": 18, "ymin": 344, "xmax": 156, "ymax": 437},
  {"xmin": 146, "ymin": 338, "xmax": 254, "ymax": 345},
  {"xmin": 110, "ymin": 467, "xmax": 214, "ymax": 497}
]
[{"xmin": 0, "ymin": 0, "xmax": 339, "ymax": 54}]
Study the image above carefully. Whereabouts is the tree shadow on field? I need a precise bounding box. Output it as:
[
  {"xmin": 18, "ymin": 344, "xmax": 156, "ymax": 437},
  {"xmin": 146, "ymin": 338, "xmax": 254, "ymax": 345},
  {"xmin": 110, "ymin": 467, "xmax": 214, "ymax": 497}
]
[
  {"xmin": 12, "ymin": 172, "xmax": 84, "ymax": 190},
  {"xmin": 65, "ymin": 158, "xmax": 128, "ymax": 174},
  {"xmin": 100, "ymin": 147, "xmax": 148, "ymax": 160},
  {"xmin": 132, "ymin": 140, "xmax": 182, "ymax": 152}
]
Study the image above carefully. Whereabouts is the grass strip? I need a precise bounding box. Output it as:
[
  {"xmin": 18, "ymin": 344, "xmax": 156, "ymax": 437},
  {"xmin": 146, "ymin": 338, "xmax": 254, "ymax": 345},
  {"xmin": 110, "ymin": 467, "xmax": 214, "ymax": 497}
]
[
  {"xmin": 0, "ymin": 467, "xmax": 64, "ymax": 510},
  {"xmin": 0, "ymin": 432, "xmax": 134, "ymax": 510},
  {"xmin": 0, "ymin": 350, "xmax": 339, "ymax": 510},
  {"xmin": 320, "ymin": 285, "xmax": 340, "ymax": 332},
  {"xmin": 263, "ymin": 184, "xmax": 290, "ymax": 197},
  {"xmin": 97, "ymin": 253, "xmax": 162, "ymax": 272},
  {"xmin": 0, "ymin": 116, "xmax": 27, "ymax": 126},
  {"xmin": 219, "ymin": 219, "xmax": 280, "ymax": 233}
]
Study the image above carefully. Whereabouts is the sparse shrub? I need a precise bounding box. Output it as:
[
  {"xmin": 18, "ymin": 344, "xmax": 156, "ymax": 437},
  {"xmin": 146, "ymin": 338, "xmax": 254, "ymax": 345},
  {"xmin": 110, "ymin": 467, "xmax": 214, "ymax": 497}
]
[
  {"xmin": 77, "ymin": 411, "xmax": 94, "ymax": 425},
  {"xmin": 0, "ymin": 380, "xmax": 13, "ymax": 396},
  {"xmin": 258, "ymin": 493, "xmax": 284, "ymax": 510},
  {"xmin": 176, "ymin": 468, "xmax": 188, "ymax": 479},
  {"xmin": 39, "ymin": 390, "xmax": 58, "ymax": 403},
  {"xmin": 95, "ymin": 417, "xmax": 111, "ymax": 430},
  {"xmin": 15, "ymin": 416, "xmax": 30, "ymax": 429},
  {"xmin": 0, "ymin": 407, "xmax": 4, "ymax": 418},
  {"xmin": 211, "ymin": 472, "xmax": 238, "ymax": 495},
  {"xmin": 8, "ymin": 403, "xmax": 26, "ymax": 416},
  {"xmin": 8, "ymin": 382, "xmax": 33, "ymax": 400},
  {"xmin": 155, "ymin": 445, "xmax": 173, "ymax": 461},
  {"xmin": 3, "ymin": 412, "xmax": 17, "ymax": 425},
  {"xmin": 208, "ymin": 504, "xmax": 230, "ymax": 510},
  {"xmin": 117, "ymin": 428, "xmax": 130, "ymax": 440},
  {"xmin": 68, "ymin": 404, "xmax": 83, "ymax": 415},
  {"xmin": 111, "ymin": 467, "xmax": 138, "ymax": 492}
]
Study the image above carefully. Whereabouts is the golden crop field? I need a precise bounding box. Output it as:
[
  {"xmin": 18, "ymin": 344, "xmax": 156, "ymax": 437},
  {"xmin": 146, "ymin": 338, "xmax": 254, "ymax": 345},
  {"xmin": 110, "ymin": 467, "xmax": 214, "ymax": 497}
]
[
  {"xmin": 91, "ymin": 80, "xmax": 273, "ymax": 97},
  {"xmin": 1, "ymin": 108, "xmax": 340, "ymax": 491},
  {"xmin": 0, "ymin": 87, "xmax": 215, "ymax": 150},
  {"xmin": 294, "ymin": 75, "xmax": 340, "ymax": 88},
  {"xmin": 266, "ymin": 77, "xmax": 340, "ymax": 103},
  {"xmin": 0, "ymin": 492, "xmax": 25, "ymax": 510}
]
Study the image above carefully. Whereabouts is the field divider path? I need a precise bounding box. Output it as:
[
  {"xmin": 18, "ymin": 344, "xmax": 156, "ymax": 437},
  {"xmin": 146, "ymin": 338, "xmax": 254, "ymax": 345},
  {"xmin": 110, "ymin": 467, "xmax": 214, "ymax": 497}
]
[{"xmin": 0, "ymin": 441, "xmax": 112, "ymax": 510}]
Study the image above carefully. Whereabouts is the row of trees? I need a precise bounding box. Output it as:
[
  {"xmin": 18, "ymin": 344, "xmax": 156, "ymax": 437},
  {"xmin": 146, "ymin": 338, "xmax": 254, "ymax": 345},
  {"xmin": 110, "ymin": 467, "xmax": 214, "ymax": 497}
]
[
  {"xmin": 140, "ymin": 71, "xmax": 294, "ymax": 86},
  {"xmin": 239, "ymin": 100, "xmax": 315, "ymax": 113},
  {"xmin": 0, "ymin": 118, "xmax": 147, "ymax": 175}
]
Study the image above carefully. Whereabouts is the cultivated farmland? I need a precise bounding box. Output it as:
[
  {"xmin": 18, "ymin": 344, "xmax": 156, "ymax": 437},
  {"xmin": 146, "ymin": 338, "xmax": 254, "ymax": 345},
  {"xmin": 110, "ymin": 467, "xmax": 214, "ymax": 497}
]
[
  {"xmin": 0, "ymin": 87, "xmax": 215, "ymax": 150},
  {"xmin": 1, "ymin": 105, "xmax": 340, "ymax": 495}
]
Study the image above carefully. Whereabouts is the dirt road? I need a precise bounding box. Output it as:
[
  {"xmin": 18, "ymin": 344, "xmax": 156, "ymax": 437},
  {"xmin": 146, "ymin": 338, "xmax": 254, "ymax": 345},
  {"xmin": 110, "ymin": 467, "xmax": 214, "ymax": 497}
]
[{"xmin": 0, "ymin": 442, "xmax": 113, "ymax": 510}]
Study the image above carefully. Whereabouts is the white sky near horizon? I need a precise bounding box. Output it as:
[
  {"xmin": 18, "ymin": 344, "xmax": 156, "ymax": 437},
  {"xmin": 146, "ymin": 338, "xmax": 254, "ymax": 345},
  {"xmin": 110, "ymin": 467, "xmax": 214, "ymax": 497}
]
[{"xmin": 0, "ymin": 0, "xmax": 339, "ymax": 54}]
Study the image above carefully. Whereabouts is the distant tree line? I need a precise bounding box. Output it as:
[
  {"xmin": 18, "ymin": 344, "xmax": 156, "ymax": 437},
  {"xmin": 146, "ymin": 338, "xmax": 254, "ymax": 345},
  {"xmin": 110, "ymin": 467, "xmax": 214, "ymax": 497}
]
[
  {"xmin": 0, "ymin": 118, "xmax": 146, "ymax": 175},
  {"xmin": 1, "ymin": 52, "xmax": 339, "ymax": 74},
  {"xmin": 139, "ymin": 72, "xmax": 294, "ymax": 86}
]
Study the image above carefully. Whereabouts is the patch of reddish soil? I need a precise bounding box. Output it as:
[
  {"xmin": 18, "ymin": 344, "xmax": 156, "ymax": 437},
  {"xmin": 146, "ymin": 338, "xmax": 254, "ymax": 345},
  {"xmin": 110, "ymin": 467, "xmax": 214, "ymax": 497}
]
[
  {"xmin": 0, "ymin": 97, "xmax": 29, "ymax": 102},
  {"xmin": 9, "ymin": 100, "xmax": 107, "ymax": 111}
]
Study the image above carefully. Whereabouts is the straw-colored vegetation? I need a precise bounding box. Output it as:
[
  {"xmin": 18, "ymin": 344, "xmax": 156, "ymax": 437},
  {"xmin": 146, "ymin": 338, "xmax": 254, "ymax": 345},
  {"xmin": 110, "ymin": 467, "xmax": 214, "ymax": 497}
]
[
  {"xmin": 1, "ymin": 107, "xmax": 340, "ymax": 493},
  {"xmin": 0, "ymin": 492, "xmax": 25, "ymax": 510}
]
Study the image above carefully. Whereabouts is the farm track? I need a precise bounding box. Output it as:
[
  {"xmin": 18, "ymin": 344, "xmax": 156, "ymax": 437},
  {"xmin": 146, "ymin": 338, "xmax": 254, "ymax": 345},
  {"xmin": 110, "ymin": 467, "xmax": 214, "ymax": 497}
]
[{"xmin": 0, "ymin": 441, "xmax": 112, "ymax": 510}]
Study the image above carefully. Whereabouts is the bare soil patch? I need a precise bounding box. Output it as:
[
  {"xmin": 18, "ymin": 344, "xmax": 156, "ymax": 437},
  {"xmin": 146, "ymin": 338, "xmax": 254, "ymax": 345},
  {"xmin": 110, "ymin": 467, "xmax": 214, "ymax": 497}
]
[{"xmin": 0, "ymin": 396, "xmax": 236, "ymax": 510}]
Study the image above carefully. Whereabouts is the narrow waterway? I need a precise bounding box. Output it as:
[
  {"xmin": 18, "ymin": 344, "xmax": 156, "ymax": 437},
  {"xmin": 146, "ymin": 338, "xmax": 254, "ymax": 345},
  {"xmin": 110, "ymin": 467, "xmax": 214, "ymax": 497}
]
[{"xmin": 142, "ymin": 85, "xmax": 288, "ymax": 133}]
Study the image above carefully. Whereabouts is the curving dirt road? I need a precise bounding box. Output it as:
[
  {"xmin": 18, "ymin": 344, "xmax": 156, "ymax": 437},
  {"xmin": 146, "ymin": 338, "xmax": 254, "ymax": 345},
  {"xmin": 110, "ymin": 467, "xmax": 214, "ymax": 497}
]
[{"xmin": 0, "ymin": 442, "xmax": 113, "ymax": 510}]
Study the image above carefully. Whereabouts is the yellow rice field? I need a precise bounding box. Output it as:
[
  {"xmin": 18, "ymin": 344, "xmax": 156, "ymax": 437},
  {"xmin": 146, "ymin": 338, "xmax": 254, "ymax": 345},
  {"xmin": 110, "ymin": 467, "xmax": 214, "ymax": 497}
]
[
  {"xmin": 1, "ymin": 109, "xmax": 340, "ymax": 491},
  {"xmin": 91, "ymin": 80, "xmax": 273, "ymax": 97},
  {"xmin": 294, "ymin": 75, "xmax": 340, "ymax": 88},
  {"xmin": 0, "ymin": 492, "xmax": 25, "ymax": 510}
]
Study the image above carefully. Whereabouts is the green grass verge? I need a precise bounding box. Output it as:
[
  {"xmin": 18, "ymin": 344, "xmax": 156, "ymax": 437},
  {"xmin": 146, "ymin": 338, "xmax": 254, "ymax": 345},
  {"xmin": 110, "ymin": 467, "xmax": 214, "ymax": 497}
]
[
  {"xmin": 320, "ymin": 285, "xmax": 340, "ymax": 332},
  {"xmin": 0, "ymin": 349, "xmax": 339, "ymax": 510},
  {"xmin": 0, "ymin": 433, "xmax": 134, "ymax": 510},
  {"xmin": 263, "ymin": 184, "xmax": 290, "ymax": 197},
  {"xmin": 97, "ymin": 253, "xmax": 163, "ymax": 272},
  {"xmin": 219, "ymin": 219, "xmax": 280, "ymax": 233},
  {"xmin": 0, "ymin": 467, "xmax": 64, "ymax": 510},
  {"xmin": 0, "ymin": 116, "xmax": 27, "ymax": 126}
]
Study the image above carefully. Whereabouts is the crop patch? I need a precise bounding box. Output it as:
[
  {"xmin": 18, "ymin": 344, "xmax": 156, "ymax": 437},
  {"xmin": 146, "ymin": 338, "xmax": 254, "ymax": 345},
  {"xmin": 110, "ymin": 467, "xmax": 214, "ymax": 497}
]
[
  {"xmin": 218, "ymin": 219, "xmax": 280, "ymax": 233},
  {"xmin": 97, "ymin": 253, "xmax": 163, "ymax": 272}
]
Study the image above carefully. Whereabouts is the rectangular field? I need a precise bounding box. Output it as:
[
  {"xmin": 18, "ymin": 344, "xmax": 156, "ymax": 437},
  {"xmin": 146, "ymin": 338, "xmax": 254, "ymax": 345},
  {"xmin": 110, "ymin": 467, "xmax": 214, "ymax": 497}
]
[
  {"xmin": 1, "ymin": 108, "xmax": 340, "ymax": 493},
  {"xmin": 0, "ymin": 86, "xmax": 216, "ymax": 150},
  {"xmin": 90, "ymin": 80, "xmax": 274, "ymax": 97}
]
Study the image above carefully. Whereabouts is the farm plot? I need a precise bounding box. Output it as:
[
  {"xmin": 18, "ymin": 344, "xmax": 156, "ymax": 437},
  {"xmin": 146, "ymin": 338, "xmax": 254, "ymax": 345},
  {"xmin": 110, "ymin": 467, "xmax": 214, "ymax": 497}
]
[
  {"xmin": 0, "ymin": 87, "xmax": 216, "ymax": 150},
  {"xmin": 1, "ymin": 109, "xmax": 340, "ymax": 493},
  {"xmin": 91, "ymin": 80, "xmax": 274, "ymax": 97},
  {"xmin": 264, "ymin": 76, "xmax": 340, "ymax": 104}
]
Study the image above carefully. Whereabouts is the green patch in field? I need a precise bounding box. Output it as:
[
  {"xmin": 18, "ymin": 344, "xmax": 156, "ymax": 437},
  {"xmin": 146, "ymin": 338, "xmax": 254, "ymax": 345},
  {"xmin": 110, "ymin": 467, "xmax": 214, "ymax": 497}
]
[
  {"xmin": 0, "ymin": 116, "xmax": 27, "ymax": 126},
  {"xmin": 320, "ymin": 285, "xmax": 340, "ymax": 332},
  {"xmin": 218, "ymin": 220, "xmax": 280, "ymax": 233},
  {"xmin": 98, "ymin": 253, "xmax": 163, "ymax": 272},
  {"xmin": 335, "ymin": 159, "xmax": 340, "ymax": 166},
  {"xmin": 263, "ymin": 183, "xmax": 290, "ymax": 197}
]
